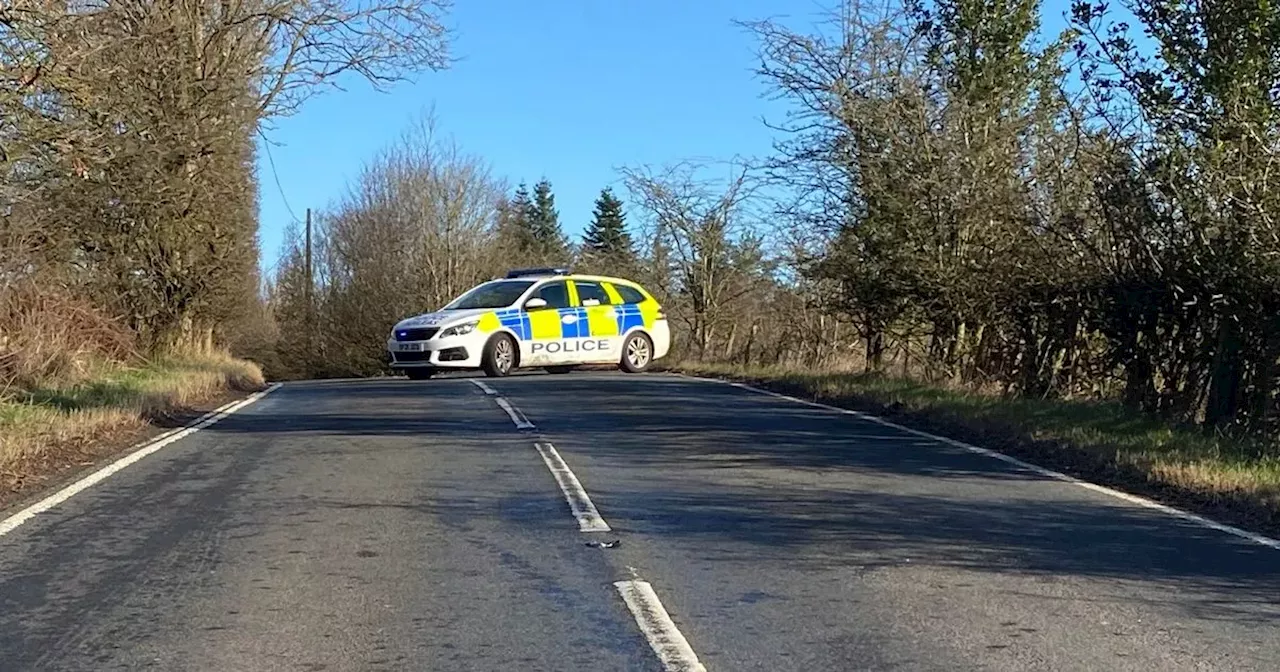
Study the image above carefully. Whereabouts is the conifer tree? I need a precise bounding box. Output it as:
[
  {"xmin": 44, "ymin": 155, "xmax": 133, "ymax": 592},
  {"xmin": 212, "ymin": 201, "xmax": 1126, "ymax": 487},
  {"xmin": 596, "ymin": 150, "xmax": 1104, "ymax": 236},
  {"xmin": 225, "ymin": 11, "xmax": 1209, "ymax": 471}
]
[
  {"xmin": 529, "ymin": 178, "xmax": 569, "ymax": 261},
  {"xmin": 583, "ymin": 187, "xmax": 634, "ymax": 259},
  {"xmin": 496, "ymin": 182, "xmax": 539, "ymax": 256}
]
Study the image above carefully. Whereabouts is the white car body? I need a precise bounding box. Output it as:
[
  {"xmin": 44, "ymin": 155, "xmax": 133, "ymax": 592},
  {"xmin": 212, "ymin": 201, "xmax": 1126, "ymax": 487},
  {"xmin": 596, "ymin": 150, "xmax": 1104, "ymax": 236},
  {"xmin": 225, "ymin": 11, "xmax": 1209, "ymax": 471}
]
[{"xmin": 386, "ymin": 270, "xmax": 671, "ymax": 377}]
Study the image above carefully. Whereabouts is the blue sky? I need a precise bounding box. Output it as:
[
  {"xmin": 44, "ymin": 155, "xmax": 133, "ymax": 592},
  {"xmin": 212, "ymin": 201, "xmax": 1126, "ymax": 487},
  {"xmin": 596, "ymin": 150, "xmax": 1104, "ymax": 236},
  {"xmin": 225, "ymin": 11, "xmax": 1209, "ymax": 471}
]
[
  {"xmin": 253, "ymin": 0, "xmax": 824, "ymax": 274},
  {"xmin": 254, "ymin": 0, "xmax": 1086, "ymax": 275}
]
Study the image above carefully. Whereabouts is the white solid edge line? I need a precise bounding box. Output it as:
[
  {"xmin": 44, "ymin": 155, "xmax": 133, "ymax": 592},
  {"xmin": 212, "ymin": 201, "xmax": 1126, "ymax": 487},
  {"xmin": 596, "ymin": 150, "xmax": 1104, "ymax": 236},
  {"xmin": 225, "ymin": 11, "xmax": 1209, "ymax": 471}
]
[
  {"xmin": 614, "ymin": 579, "xmax": 707, "ymax": 672},
  {"xmin": 470, "ymin": 379, "xmax": 498, "ymax": 395},
  {"xmin": 495, "ymin": 397, "xmax": 536, "ymax": 430},
  {"xmin": 679, "ymin": 373, "xmax": 1280, "ymax": 552},
  {"xmin": 0, "ymin": 383, "xmax": 283, "ymax": 539},
  {"xmin": 534, "ymin": 441, "xmax": 611, "ymax": 533}
]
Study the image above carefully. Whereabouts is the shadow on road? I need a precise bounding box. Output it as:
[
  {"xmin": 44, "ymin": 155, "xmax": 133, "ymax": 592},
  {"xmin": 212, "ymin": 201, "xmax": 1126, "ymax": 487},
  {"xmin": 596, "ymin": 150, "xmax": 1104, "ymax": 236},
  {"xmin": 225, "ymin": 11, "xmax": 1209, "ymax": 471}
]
[
  {"xmin": 204, "ymin": 377, "xmax": 516, "ymax": 438},
  {"xmin": 493, "ymin": 374, "xmax": 1280, "ymax": 624}
]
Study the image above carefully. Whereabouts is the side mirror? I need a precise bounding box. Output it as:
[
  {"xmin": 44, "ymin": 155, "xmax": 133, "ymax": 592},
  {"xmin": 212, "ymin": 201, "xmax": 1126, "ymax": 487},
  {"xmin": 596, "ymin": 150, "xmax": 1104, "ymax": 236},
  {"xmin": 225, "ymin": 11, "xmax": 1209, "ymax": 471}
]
[{"xmin": 524, "ymin": 297, "xmax": 548, "ymax": 310}]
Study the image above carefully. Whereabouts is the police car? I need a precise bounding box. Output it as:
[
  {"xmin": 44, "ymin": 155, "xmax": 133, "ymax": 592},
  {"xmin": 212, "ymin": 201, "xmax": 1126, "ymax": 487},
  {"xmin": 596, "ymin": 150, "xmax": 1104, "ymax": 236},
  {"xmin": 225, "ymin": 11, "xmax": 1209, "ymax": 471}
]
[{"xmin": 387, "ymin": 268, "xmax": 671, "ymax": 379}]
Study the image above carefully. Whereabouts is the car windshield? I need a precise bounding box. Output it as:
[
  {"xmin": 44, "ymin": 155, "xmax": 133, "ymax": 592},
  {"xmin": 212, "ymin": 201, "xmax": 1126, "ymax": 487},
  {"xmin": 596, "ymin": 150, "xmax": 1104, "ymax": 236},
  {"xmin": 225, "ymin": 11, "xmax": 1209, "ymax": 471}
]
[{"xmin": 442, "ymin": 280, "xmax": 534, "ymax": 310}]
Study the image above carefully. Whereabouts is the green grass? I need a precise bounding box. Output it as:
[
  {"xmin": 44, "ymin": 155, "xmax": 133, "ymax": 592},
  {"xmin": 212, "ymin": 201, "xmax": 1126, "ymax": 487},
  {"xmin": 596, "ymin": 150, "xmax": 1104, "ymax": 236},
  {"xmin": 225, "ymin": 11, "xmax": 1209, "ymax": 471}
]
[
  {"xmin": 0, "ymin": 353, "xmax": 265, "ymax": 495},
  {"xmin": 673, "ymin": 362, "xmax": 1280, "ymax": 531},
  {"xmin": 16, "ymin": 356, "xmax": 262, "ymax": 413}
]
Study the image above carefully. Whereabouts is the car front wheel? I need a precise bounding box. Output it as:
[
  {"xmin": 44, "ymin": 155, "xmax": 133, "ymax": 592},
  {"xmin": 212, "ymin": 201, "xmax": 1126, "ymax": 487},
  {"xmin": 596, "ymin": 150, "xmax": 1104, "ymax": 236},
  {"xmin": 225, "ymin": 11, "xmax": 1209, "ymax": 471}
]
[
  {"xmin": 482, "ymin": 333, "xmax": 517, "ymax": 377},
  {"xmin": 619, "ymin": 332, "xmax": 653, "ymax": 373}
]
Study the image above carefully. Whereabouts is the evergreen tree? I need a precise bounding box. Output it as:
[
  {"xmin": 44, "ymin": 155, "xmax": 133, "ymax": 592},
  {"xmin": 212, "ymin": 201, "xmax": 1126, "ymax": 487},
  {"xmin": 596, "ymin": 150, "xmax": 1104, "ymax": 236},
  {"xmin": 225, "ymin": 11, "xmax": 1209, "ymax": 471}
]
[
  {"xmin": 529, "ymin": 178, "xmax": 569, "ymax": 261},
  {"xmin": 496, "ymin": 182, "xmax": 540, "ymax": 256},
  {"xmin": 582, "ymin": 187, "xmax": 634, "ymax": 259},
  {"xmin": 513, "ymin": 182, "xmax": 537, "ymax": 228}
]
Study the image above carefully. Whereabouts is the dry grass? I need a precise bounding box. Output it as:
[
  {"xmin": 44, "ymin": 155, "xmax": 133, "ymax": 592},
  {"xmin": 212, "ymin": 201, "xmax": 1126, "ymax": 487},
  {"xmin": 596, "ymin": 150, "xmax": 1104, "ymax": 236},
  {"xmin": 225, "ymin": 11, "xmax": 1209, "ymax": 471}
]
[
  {"xmin": 672, "ymin": 361, "xmax": 1280, "ymax": 534},
  {"xmin": 0, "ymin": 352, "xmax": 265, "ymax": 495},
  {"xmin": 0, "ymin": 283, "xmax": 266, "ymax": 500},
  {"xmin": 0, "ymin": 282, "xmax": 139, "ymax": 391}
]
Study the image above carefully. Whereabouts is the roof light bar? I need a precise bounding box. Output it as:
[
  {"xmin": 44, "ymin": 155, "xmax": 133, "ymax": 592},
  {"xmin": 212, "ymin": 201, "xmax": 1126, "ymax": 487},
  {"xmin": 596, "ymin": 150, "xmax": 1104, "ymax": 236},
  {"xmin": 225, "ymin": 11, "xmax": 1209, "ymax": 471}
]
[{"xmin": 505, "ymin": 267, "xmax": 571, "ymax": 279}]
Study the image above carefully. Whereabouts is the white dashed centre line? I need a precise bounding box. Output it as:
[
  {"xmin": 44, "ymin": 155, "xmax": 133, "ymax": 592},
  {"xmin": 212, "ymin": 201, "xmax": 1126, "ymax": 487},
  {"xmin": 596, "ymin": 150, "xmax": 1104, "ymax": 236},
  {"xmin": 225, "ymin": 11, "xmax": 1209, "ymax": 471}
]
[
  {"xmin": 470, "ymin": 379, "xmax": 536, "ymax": 429},
  {"xmin": 470, "ymin": 380, "xmax": 706, "ymax": 670},
  {"xmin": 470, "ymin": 379, "xmax": 498, "ymax": 395},
  {"xmin": 614, "ymin": 579, "xmax": 707, "ymax": 672},
  {"xmin": 495, "ymin": 397, "xmax": 536, "ymax": 430},
  {"xmin": 534, "ymin": 441, "xmax": 611, "ymax": 533}
]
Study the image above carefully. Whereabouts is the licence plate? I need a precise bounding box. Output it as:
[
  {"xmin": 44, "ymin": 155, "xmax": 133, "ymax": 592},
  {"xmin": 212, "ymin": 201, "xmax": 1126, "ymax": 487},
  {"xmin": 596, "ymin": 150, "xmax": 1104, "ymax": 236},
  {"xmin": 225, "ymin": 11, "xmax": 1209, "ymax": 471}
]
[{"xmin": 395, "ymin": 342, "xmax": 424, "ymax": 352}]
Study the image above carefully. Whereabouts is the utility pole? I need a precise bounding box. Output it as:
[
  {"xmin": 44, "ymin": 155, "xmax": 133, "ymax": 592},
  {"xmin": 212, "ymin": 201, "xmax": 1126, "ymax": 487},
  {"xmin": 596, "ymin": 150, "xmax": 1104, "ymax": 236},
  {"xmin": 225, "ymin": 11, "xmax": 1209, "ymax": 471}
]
[{"xmin": 305, "ymin": 208, "xmax": 313, "ymax": 372}]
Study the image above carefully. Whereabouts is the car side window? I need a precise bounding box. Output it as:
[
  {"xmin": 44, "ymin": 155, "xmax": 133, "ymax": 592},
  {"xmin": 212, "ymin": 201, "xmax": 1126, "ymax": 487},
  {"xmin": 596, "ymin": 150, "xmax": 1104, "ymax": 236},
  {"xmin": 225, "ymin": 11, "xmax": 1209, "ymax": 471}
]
[
  {"xmin": 575, "ymin": 281, "xmax": 613, "ymax": 306},
  {"xmin": 531, "ymin": 281, "xmax": 570, "ymax": 309},
  {"xmin": 613, "ymin": 284, "xmax": 646, "ymax": 304}
]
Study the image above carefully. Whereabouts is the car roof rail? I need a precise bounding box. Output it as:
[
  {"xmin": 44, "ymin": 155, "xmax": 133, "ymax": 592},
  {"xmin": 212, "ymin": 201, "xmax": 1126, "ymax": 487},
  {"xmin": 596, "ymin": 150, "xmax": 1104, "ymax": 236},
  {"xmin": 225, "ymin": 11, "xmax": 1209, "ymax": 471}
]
[{"xmin": 505, "ymin": 267, "xmax": 570, "ymax": 279}]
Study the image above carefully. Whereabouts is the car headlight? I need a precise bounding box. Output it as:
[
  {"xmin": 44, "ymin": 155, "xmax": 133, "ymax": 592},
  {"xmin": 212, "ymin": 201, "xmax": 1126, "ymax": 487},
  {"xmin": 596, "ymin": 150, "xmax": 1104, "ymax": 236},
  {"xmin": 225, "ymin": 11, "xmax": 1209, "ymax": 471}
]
[{"xmin": 440, "ymin": 321, "xmax": 478, "ymax": 338}]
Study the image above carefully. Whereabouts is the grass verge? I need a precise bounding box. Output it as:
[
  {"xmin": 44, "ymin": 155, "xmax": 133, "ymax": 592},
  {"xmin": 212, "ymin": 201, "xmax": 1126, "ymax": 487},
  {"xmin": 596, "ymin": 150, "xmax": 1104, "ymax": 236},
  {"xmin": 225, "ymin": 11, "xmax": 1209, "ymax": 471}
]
[
  {"xmin": 0, "ymin": 353, "xmax": 266, "ymax": 505},
  {"xmin": 669, "ymin": 362, "xmax": 1280, "ymax": 539}
]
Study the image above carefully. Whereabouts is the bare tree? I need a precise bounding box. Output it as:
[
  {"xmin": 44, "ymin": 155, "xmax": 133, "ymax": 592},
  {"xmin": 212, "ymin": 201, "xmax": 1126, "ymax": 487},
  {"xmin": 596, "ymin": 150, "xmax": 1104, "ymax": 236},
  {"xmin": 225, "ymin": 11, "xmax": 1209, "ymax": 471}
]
[
  {"xmin": 249, "ymin": 0, "xmax": 455, "ymax": 119},
  {"xmin": 272, "ymin": 111, "xmax": 505, "ymax": 377},
  {"xmin": 622, "ymin": 160, "xmax": 769, "ymax": 359},
  {"xmin": 2, "ymin": 0, "xmax": 456, "ymax": 355}
]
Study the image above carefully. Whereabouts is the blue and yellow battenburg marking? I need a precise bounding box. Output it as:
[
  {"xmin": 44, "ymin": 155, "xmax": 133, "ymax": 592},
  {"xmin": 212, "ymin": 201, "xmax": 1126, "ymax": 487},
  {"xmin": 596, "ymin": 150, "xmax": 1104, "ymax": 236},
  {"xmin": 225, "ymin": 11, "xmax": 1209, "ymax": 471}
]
[
  {"xmin": 495, "ymin": 308, "xmax": 532, "ymax": 340},
  {"xmin": 489, "ymin": 300, "xmax": 651, "ymax": 342},
  {"xmin": 613, "ymin": 303, "xmax": 646, "ymax": 333},
  {"xmin": 560, "ymin": 308, "xmax": 591, "ymax": 338}
]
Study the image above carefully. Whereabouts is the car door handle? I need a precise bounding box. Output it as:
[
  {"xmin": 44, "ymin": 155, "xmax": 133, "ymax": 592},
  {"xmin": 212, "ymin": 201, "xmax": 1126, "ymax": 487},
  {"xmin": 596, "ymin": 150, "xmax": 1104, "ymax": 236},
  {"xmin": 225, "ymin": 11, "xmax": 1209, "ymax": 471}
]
[{"xmin": 561, "ymin": 313, "xmax": 578, "ymax": 324}]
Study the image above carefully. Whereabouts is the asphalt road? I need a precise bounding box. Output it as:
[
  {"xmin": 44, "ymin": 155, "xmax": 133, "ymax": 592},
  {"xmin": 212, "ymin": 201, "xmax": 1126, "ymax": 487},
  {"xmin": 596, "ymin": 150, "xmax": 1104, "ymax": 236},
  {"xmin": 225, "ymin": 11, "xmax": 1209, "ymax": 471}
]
[{"xmin": 0, "ymin": 372, "xmax": 1277, "ymax": 671}]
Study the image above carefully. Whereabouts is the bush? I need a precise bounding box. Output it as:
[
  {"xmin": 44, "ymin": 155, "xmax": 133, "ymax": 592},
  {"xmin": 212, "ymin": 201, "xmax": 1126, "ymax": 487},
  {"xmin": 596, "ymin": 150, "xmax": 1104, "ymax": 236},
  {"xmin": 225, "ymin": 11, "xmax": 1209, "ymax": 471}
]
[{"xmin": 0, "ymin": 283, "xmax": 138, "ymax": 392}]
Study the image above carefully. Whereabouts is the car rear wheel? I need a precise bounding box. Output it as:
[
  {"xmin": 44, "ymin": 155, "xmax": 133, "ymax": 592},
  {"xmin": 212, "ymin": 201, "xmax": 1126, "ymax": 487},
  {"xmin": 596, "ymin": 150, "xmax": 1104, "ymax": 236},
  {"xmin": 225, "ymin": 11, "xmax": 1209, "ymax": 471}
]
[
  {"xmin": 619, "ymin": 332, "xmax": 653, "ymax": 373},
  {"xmin": 482, "ymin": 333, "xmax": 517, "ymax": 377},
  {"xmin": 405, "ymin": 368, "xmax": 434, "ymax": 380},
  {"xmin": 544, "ymin": 365, "xmax": 576, "ymax": 375}
]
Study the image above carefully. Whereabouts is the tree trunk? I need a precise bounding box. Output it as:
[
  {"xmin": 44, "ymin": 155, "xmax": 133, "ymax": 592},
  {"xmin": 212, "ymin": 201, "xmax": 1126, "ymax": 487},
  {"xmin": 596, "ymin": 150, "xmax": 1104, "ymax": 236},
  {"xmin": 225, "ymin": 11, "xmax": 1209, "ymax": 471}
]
[
  {"xmin": 1250, "ymin": 330, "xmax": 1279, "ymax": 435},
  {"xmin": 949, "ymin": 320, "xmax": 967, "ymax": 384},
  {"xmin": 1205, "ymin": 318, "xmax": 1244, "ymax": 428},
  {"xmin": 866, "ymin": 330, "xmax": 885, "ymax": 373}
]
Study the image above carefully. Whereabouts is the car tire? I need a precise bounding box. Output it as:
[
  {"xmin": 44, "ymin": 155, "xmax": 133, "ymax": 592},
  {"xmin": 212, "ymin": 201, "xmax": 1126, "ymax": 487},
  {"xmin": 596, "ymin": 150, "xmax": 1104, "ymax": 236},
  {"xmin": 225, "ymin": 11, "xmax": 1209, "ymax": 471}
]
[
  {"xmin": 544, "ymin": 365, "xmax": 576, "ymax": 375},
  {"xmin": 619, "ymin": 331, "xmax": 653, "ymax": 373},
  {"xmin": 405, "ymin": 368, "xmax": 434, "ymax": 380},
  {"xmin": 482, "ymin": 333, "xmax": 517, "ymax": 377}
]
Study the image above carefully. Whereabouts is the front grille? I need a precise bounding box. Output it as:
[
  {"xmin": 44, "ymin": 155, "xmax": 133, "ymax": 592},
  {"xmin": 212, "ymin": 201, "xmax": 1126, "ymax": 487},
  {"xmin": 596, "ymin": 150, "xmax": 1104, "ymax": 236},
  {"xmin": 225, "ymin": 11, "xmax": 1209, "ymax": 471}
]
[
  {"xmin": 393, "ymin": 351, "xmax": 431, "ymax": 363},
  {"xmin": 395, "ymin": 327, "xmax": 438, "ymax": 341},
  {"xmin": 438, "ymin": 347, "xmax": 468, "ymax": 362}
]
